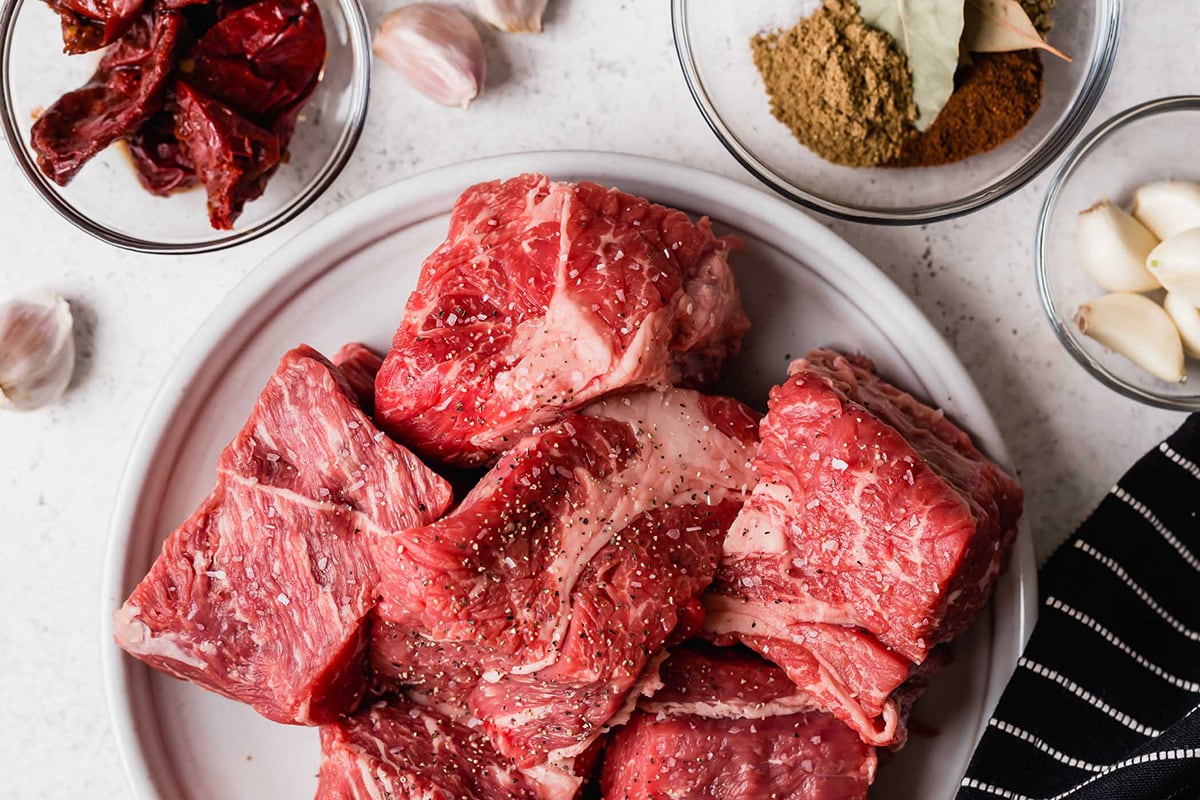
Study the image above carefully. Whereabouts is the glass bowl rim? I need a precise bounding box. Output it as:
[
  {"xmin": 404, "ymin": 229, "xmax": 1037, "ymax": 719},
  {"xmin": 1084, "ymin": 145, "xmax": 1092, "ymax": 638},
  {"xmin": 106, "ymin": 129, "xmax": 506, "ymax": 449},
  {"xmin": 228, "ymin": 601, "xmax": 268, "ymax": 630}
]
[
  {"xmin": 0, "ymin": 0, "xmax": 372, "ymax": 255},
  {"xmin": 1035, "ymin": 94, "xmax": 1200, "ymax": 412},
  {"xmin": 670, "ymin": 0, "xmax": 1123, "ymax": 225}
]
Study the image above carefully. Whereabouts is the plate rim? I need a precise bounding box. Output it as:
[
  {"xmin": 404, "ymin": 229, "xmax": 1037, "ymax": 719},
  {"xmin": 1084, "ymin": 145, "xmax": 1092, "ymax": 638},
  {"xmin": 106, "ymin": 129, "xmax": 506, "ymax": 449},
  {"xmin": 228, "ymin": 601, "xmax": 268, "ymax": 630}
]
[{"xmin": 101, "ymin": 149, "xmax": 1037, "ymax": 799}]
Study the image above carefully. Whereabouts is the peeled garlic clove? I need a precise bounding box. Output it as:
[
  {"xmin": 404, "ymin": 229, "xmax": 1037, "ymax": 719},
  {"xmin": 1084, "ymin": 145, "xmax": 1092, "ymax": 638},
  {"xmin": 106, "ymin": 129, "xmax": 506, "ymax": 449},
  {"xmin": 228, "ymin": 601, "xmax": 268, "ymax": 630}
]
[
  {"xmin": 1133, "ymin": 180, "xmax": 1200, "ymax": 240},
  {"xmin": 1164, "ymin": 292, "xmax": 1200, "ymax": 359},
  {"xmin": 374, "ymin": 4, "xmax": 485, "ymax": 108},
  {"xmin": 0, "ymin": 291, "xmax": 75, "ymax": 411},
  {"xmin": 475, "ymin": 0, "xmax": 548, "ymax": 32},
  {"xmin": 1076, "ymin": 200, "xmax": 1161, "ymax": 292},
  {"xmin": 1075, "ymin": 292, "xmax": 1185, "ymax": 383},
  {"xmin": 1147, "ymin": 227, "xmax": 1200, "ymax": 307}
]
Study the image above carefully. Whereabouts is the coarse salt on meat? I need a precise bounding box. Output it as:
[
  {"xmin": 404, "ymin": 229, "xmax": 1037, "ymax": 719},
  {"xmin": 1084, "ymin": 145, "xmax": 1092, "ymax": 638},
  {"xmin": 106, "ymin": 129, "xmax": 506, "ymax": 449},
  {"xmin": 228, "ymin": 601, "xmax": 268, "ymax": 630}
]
[
  {"xmin": 374, "ymin": 174, "xmax": 750, "ymax": 466},
  {"xmin": 113, "ymin": 345, "xmax": 452, "ymax": 725},
  {"xmin": 709, "ymin": 348, "xmax": 1022, "ymax": 746}
]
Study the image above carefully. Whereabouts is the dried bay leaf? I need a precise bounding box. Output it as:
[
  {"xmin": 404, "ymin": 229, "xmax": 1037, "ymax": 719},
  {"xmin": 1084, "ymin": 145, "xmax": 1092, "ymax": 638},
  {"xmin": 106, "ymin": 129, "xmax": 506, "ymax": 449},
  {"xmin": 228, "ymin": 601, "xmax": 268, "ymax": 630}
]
[
  {"xmin": 963, "ymin": 0, "xmax": 1071, "ymax": 61},
  {"xmin": 856, "ymin": 0, "xmax": 964, "ymax": 131}
]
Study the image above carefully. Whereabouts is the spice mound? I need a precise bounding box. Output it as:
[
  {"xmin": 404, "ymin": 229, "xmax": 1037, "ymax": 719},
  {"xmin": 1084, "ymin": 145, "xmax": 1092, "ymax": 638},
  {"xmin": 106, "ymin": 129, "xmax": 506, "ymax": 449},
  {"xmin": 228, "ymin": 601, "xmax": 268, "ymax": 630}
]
[
  {"xmin": 889, "ymin": 51, "xmax": 1043, "ymax": 168},
  {"xmin": 751, "ymin": 0, "xmax": 915, "ymax": 168},
  {"xmin": 30, "ymin": 0, "xmax": 327, "ymax": 230},
  {"xmin": 752, "ymin": 0, "xmax": 1061, "ymax": 169}
]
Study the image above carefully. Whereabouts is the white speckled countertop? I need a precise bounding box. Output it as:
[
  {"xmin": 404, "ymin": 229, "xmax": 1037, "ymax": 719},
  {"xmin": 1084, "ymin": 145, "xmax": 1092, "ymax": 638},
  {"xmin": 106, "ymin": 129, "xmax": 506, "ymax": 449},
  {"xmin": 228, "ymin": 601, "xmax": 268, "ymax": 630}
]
[{"xmin": 0, "ymin": 2, "xmax": 1191, "ymax": 797}]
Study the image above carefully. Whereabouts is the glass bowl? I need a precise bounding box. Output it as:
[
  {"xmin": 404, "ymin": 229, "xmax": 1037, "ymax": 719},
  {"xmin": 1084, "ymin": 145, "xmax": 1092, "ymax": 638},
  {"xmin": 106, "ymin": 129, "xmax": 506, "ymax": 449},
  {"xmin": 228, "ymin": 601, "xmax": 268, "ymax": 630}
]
[
  {"xmin": 1036, "ymin": 96, "xmax": 1200, "ymax": 411},
  {"xmin": 671, "ymin": 0, "xmax": 1122, "ymax": 224},
  {"xmin": 0, "ymin": 0, "xmax": 370, "ymax": 254}
]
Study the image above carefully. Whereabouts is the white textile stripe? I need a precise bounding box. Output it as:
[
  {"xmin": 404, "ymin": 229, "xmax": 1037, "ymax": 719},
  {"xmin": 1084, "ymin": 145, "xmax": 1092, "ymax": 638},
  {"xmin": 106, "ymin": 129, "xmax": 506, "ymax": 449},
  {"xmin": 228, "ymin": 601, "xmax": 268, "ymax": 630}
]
[
  {"xmin": 987, "ymin": 719, "xmax": 1103, "ymax": 773},
  {"xmin": 963, "ymin": 749, "xmax": 1200, "ymax": 800},
  {"xmin": 960, "ymin": 777, "xmax": 1035, "ymax": 800},
  {"xmin": 1019, "ymin": 657, "xmax": 1162, "ymax": 737},
  {"xmin": 1074, "ymin": 540, "xmax": 1200, "ymax": 642},
  {"xmin": 1161, "ymin": 441, "xmax": 1200, "ymax": 482},
  {"xmin": 1045, "ymin": 597, "xmax": 1200, "ymax": 693},
  {"xmin": 1111, "ymin": 486, "xmax": 1200, "ymax": 573}
]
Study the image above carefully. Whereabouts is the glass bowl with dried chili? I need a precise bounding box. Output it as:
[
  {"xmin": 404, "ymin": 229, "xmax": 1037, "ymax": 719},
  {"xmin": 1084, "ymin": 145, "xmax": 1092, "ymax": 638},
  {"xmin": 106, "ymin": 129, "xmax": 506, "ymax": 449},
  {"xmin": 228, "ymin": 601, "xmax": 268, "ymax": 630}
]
[
  {"xmin": 672, "ymin": 0, "xmax": 1121, "ymax": 225},
  {"xmin": 0, "ymin": 0, "xmax": 369, "ymax": 252}
]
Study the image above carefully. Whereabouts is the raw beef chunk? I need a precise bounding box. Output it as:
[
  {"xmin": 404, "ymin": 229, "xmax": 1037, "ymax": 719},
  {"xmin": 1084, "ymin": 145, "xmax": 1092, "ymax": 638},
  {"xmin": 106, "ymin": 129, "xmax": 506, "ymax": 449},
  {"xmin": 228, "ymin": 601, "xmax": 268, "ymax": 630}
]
[
  {"xmin": 370, "ymin": 389, "xmax": 760, "ymax": 795},
  {"xmin": 726, "ymin": 629, "xmax": 911, "ymax": 746},
  {"xmin": 113, "ymin": 345, "xmax": 452, "ymax": 724},
  {"xmin": 708, "ymin": 348, "xmax": 1022, "ymax": 745},
  {"xmin": 317, "ymin": 698, "xmax": 542, "ymax": 800},
  {"xmin": 332, "ymin": 342, "xmax": 384, "ymax": 413},
  {"xmin": 374, "ymin": 174, "xmax": 750, "ymax": 466},
  {"xmin": 887, "ymin": 646, "xmax": 948, "ymax": 752},
  {"xmin": 601, "ymin": 643, "xmax": 876, "ymax": 800}
]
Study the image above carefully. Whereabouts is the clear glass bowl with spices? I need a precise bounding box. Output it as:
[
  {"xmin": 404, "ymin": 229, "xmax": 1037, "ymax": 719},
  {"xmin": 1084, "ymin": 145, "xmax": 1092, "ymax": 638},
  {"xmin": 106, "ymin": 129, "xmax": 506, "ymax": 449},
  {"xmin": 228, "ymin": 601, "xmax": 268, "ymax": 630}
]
[
  {"xmin": 672, "ymin": 0, "xmax": 1121, "ymax": 224},
  {"xmin": 1037, "ymin": 96, "xmax": 1200, "ymax": 411}
]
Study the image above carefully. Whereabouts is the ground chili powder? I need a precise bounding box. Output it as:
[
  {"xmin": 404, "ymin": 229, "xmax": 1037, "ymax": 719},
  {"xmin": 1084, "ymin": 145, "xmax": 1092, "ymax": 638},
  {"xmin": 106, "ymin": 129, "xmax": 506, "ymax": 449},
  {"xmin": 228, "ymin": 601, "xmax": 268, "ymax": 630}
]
[{"xmin": 888, "ymin": 50, "xmax": 1044, "ymax": 168}]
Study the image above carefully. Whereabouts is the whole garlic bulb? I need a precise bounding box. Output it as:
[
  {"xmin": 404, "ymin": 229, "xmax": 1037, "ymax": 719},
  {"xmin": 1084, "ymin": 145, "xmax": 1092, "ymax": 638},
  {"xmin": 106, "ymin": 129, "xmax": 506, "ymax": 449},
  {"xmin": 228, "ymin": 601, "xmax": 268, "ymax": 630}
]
[
  {"xmin": 374, "ymin": 4, "xmax": 486, "ymax": 108},
  {"xmin": 475, "ymin": 0, "xmax": 548, "ymax": 33},
  {"xmin": 0, "ymin": 292, "xmax": 75, "ymax": 411}
]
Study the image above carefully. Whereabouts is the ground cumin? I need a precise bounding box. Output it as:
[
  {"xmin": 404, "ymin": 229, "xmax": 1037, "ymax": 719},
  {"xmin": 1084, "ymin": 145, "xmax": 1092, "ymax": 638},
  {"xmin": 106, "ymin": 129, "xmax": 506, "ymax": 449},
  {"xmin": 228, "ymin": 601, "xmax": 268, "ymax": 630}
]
[
  {"xmin": 1021, "ymin": 0, "xmax": 1056, "ymax": 33},
  {"xmin": 887, "ymin": 51, "xmax": 1044, "ymax": 168},
  {"xmin": 751, "ymin": 0, "xmax": 915, "ymax": 168}
]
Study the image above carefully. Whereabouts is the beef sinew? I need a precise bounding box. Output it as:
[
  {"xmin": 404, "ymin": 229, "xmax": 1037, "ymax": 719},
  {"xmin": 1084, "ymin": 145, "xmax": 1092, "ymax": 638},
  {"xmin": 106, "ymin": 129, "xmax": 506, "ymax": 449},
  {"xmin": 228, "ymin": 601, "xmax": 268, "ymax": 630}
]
[
  {"xmin": 374, "ymin": 174, "xmax": 750, "ymax": 466},
  {"xmin": 113, "ymin": 345, "xmax": 452, "ymax": 725},
  {"xmin": 602, "ymin": 642, "xmax": 877, "ymax": 800},
  {"xmin": 707, "ymin": 349, "xmax": 1023, "ymax": 745},
  {"xmin": 369, "ymin": 389, "xmax": 761, "ymax": 797}
]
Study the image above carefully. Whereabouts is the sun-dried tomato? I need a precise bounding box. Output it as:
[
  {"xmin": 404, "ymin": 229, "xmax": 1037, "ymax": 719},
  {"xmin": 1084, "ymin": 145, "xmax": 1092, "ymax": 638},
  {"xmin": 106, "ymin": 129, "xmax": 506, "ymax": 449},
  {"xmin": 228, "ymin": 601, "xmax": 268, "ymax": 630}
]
[
  {"xmin": 173, "ymin": 81, "xmax": 281, "ymax": 229},
  {"xmin": 184, "ymin": 0, "xmax": 324, "ymax": 124},
  {"xmin": 46, "ymin": 0, "xmax": 146, "ymax": 54},
  {"xmin": 31, "ymin": 9, "xmax": 181, "ymax": 185},
  {"xmin": 125, "ymin": 107, "xmax": 198, "ymax": 195}
]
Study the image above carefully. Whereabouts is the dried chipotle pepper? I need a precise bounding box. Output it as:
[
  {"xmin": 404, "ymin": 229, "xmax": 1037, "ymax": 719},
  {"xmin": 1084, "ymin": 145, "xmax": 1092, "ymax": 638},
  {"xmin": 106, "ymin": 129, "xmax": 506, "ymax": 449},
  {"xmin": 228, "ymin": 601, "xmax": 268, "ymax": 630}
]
[
  {"xmin": 31, "ymin": 9, "xmax": 181, "ymax": 185},
  {"xmin": 174, "ymin": 0, "xmax": 324, "ymax": 228},
  {"xmin": 174, "ymin": 81, "xmax": 281, "ymax": 229},
  {"xmin": 125, "ymin": 108, "xmax": 198, "ymax": 195},
  {"xmin": 46, "ymin": 0, "xmax": 145, "ymax": 54},
  {"xmin": 184, "ymin": 0, "xmax": 325, "ymax": 122}
]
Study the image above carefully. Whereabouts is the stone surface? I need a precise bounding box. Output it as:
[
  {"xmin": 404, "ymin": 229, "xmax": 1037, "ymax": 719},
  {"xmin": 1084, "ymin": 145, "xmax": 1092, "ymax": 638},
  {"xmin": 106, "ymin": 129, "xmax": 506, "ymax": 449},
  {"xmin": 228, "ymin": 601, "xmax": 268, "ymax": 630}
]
[{"xmin": 0, "ymin": 2, "xmax": 1186, "ymax": 797}]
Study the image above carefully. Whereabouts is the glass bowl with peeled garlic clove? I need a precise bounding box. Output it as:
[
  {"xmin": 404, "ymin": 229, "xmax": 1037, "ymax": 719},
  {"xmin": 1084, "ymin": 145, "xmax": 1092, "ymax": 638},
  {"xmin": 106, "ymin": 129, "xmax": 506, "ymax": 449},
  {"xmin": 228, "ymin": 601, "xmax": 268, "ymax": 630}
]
[
  {"xmin": 1037, "ymin": 96, "xmax": 1200, "ymax": 410},
  {"xmin": 672, "ymin": 0, "xmax": 1121, "ymax": 224}
]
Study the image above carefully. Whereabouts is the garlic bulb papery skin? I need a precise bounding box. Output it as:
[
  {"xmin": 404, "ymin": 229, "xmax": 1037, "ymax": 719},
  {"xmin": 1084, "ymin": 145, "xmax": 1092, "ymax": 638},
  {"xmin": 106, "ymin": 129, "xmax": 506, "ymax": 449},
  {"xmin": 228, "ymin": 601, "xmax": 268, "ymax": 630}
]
[
  {"xmin": 1147, "ymin": 227, "xmax": 1200, "ymax": 307},
  {"xmin": 475, "ymin": 0, "xmax": 548, "ymax": 32},
  {"xmin": 1075, "ymin": 292, "xmax": 1185, "ymax": 383},
  {"xmin": 0, "ymin": 292, "xmax": 75, "ymax": 411},
  {"xmin": 1133, "ymin": 180, "xmax": 1200, "ymax": 240},
  {"xmin": 1076, "ymin": 200, "xmax": 1161, "ymax": 292},
  {"xmin": 1164, "ymin": 292, "xmax": 1200, "ymax": 359},
  {"xmin": 374, "ymin": 4, "xmax": 485, "ymax": 108}
]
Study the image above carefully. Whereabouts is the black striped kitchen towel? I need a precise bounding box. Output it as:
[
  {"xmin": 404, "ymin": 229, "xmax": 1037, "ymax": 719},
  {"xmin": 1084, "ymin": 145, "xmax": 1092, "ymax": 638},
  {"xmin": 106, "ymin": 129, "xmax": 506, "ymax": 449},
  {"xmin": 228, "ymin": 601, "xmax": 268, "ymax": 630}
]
[{"xmin": 958, "ymin": 414, "xmax": 1200, "ymax": 800}]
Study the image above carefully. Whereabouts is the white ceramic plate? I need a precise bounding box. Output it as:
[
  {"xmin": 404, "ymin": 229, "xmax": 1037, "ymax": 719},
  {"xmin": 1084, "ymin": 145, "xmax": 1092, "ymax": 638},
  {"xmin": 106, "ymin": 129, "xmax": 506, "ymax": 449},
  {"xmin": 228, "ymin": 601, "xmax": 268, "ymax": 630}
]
[{"xmin": 102, "ymin": 151, "xmax": 1036, "ymax": 800}]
